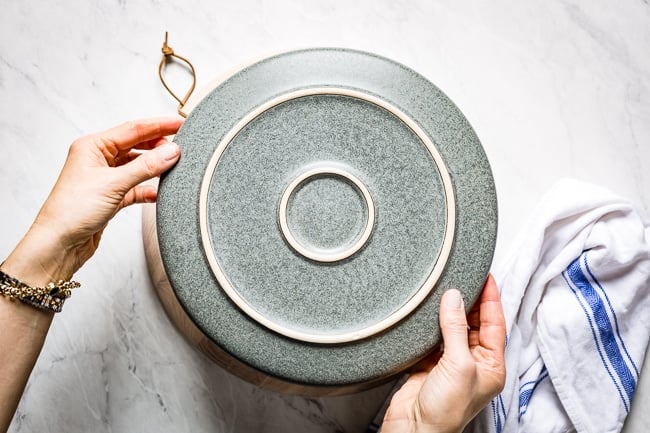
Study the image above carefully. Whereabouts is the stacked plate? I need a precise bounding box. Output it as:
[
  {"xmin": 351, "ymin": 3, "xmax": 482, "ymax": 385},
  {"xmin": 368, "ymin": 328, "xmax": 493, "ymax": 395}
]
[{"xmin": 144, "ymin": 48, "xmax": 497, "ymax": 395}]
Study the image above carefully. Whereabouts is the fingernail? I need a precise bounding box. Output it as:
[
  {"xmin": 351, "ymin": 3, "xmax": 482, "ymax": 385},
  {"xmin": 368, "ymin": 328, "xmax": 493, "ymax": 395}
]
[
  {"xmin": 159, "ymin": 143, "xmax": 180, "ymax": 161},
  {"xmin": 444, "ymin": 289, "xmax": 463, "ymax": 309}
]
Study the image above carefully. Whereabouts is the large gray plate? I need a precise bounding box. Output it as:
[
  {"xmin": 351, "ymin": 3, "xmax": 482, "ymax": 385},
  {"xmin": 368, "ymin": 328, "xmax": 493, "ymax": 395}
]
[{"xmin": 157, "ymin": 48, "xmax": 497, "ymax": 387}]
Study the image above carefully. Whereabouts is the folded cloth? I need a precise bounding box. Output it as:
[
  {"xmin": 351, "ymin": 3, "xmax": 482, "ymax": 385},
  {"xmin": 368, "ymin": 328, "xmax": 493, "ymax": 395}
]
[{"xmin": 467, "ymin": 179, "xmax": 650, "ymax": 433}]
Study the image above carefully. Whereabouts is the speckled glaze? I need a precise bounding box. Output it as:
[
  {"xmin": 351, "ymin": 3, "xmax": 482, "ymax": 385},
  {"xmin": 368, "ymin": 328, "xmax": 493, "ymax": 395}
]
[{"xmin": 156, "ymin": 48, "xmax": 497, "ymax": 389}]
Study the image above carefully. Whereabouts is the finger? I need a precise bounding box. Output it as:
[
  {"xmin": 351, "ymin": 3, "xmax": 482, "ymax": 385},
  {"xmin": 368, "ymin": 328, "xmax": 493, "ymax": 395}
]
[
  {"xmin": 113, "ymin": 150, "xmax": 142, "ymax": 167},
  {"xmin": 132, "ymin": 136, "xmax": 172, "ymax": 151},
  {"xmin": 467, "ymin": 307, "xmax": 481, "ymax": 329},
  {"xmin": 94, "ymin": 117, "xmax": 183, "ymax": 159},
  {"xmin": 117, "ymin": 142, "xmax": 181, "ymax": 188},
  {"xmin": 119, "ymin": 185, "xmax": 158, "ymax": 210},
  {"xmin": 468, "ymin": 310, "xmax": 481, "ymax": 347},
  {"xmin": 114, "ymin": 137, "xmax": 176, "ymax": 167},
  {"xmin": 438, "ymin": 289, "xmax": 470, "ymax": 360},
  {"xmin": 478, "ymin": 274, "xmax": 506, "ymax": 354},
  {"xmin": 114, "ymin": 138, "xmax": 169, "ymax": 162}
]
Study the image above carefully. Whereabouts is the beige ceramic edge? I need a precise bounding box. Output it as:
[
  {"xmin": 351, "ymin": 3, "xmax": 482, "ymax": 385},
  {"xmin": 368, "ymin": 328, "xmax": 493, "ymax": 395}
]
[{"xmin": 180, "ymin": 51, "xmax": 274, "ymax": 115}]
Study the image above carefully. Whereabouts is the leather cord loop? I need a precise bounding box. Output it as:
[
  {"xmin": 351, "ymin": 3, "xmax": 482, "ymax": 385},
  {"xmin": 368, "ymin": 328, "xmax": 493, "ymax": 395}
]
[{"xmin": 158, "ymin": 32, "xmax": 196, "ymax": 118}]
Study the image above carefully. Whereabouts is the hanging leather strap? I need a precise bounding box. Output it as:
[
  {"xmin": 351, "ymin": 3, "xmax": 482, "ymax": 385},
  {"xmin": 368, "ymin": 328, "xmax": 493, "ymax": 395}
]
[{"xmin": 158, "ymin": 32, "xmax": 196, "ymax": 118}]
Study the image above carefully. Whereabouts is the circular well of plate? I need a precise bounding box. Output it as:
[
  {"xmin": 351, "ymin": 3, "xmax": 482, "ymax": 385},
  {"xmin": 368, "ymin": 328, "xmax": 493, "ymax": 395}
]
[{"xmin": 278, "ymin": 165, "xmax": 376, "ymax": 263}]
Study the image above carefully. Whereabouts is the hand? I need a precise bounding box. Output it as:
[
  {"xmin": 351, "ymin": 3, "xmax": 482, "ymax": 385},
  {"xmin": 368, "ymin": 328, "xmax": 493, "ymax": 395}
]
[
  {"xmin": 382, "ymin": 275, "xmax": 506, "ymax": 433},
  {"xmin": 2, "ymin": 117, "xmax": 182, "ymax": 286},
  {"xmin": 0, "ymin": 117, "xmax": 183, "ymax": 433}
]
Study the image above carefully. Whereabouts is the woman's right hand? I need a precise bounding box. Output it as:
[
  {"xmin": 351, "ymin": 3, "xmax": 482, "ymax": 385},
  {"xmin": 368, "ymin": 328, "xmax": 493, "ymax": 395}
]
[{"xmin": 382, "ymin": 275, "xmax": 506, "ymax": 433}]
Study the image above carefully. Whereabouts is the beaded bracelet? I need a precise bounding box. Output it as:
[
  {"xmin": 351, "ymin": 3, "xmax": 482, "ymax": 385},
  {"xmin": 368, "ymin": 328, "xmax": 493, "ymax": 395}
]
[{"xmin": 0, "ymin": 270, "xmax": 80, "ymax": 313}]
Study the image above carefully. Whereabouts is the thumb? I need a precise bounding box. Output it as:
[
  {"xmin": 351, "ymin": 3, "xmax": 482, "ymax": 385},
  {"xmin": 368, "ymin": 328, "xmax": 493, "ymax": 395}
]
[
  {"xmin": 118, "ymin": 142, "xmax": 180, "ymax": 188},
  {"xmin": 438, "ymin": 289, "xmax": 470, "ymax": 360}
]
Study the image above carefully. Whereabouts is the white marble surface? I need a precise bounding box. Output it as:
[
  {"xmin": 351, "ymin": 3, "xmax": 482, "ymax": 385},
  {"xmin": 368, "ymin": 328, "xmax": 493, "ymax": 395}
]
[{"xmin": 1, "ymin": 1, "xmax": 649, "ymax": 432}]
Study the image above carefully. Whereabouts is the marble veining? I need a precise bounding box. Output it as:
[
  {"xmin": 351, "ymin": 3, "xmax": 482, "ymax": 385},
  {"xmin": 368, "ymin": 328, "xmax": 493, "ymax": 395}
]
[{"xmin": 1, "ymin": 1, "xmax": 649, "ymax": 432}]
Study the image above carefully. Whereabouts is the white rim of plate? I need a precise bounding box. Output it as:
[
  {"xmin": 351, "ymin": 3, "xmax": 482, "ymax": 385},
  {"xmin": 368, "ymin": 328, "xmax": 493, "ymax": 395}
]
[
  {"xmin": 198, "ymin": 87, "xmax": 456, "ymax": 344},
  {"xmin": 278, "ymin": 165, "xmax": 376, "ymax": 263}
]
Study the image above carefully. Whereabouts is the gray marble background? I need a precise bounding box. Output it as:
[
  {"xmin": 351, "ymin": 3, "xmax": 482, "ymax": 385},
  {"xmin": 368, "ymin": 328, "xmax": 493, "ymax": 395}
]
[{"xmin": 1, "ymin": 1, "xmax": 649, "ymax": 432}]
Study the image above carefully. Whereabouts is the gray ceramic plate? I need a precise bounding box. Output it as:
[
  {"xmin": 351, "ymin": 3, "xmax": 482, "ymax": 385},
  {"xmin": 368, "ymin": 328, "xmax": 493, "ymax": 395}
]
[{"xmin": 157, "ymin": 48, "xmax": 497, "ymax": 388}]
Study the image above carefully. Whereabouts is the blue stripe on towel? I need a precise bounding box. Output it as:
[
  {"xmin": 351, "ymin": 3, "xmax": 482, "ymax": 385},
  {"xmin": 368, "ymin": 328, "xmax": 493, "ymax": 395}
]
[
  {"xmin": 491, "ymin": 399, "xmax": 499, "ymax": 433},
  {"xmin": 561, "ymin": 271, "xmax": 629, "ymax": 412},
  {"xmin": 584, "ymin": 257, "xmax": 640, "ymax": 378},
  {"xmin": 491, "ymin": 393, "xmax": 506, "ymax": 433},
  {"xmin": 564, "ymin": 253, "xmax": 636, "ymax": 412},
  {"xmin": 518, "ymin": 366, "xmax": 549, "ymax": 421}
]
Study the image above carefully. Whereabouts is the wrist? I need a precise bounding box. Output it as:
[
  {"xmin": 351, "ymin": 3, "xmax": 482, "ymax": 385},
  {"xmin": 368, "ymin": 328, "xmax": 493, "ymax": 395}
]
[{"xmin": 2, "ymin": 226, "xmax": 77, "ymax": 286}]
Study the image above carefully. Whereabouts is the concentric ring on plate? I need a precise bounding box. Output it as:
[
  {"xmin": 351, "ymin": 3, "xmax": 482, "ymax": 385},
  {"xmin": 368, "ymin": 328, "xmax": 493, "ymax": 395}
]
[{"xmin": 198, "ymin": 87, "xmax": 456, "ymax": 344}]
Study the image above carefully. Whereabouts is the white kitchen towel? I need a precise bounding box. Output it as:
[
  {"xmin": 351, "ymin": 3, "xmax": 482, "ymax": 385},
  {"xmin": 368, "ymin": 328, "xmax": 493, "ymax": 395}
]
[{"xmin": 466, "ymin": 179, "xmax": 650, "ymax": 433}]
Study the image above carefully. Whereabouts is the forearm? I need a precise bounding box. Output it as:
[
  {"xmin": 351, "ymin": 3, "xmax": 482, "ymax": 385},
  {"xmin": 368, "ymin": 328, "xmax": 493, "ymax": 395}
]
[
  {"xmin": 0, "ymin": 297, "xmax": 52, "ymax": 433},
  {"xmin": 0, "ymin": 229, "xmax": 69, "ymax": 432}
]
